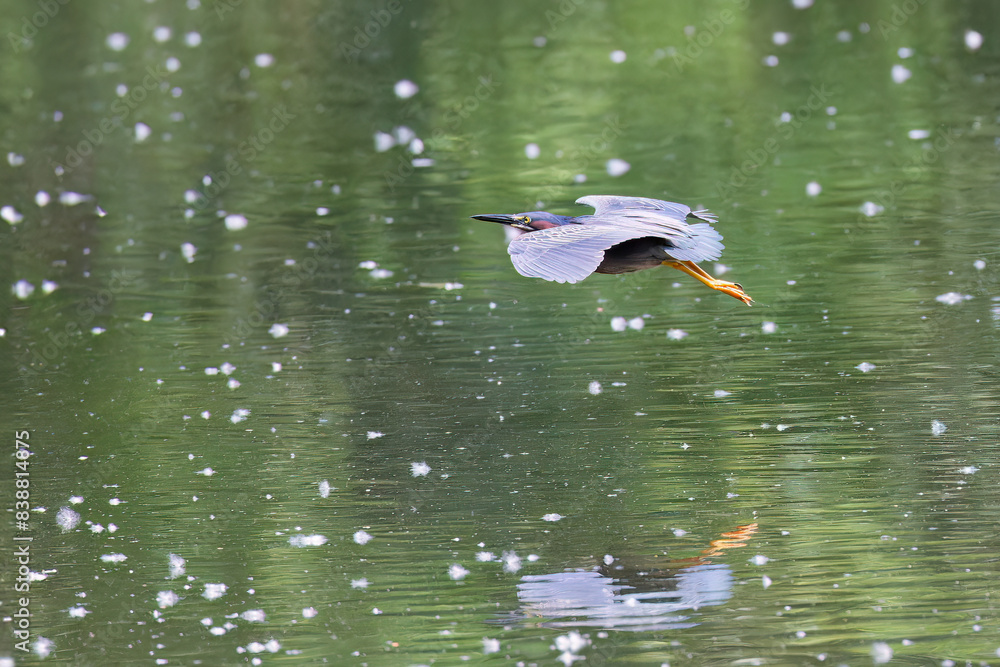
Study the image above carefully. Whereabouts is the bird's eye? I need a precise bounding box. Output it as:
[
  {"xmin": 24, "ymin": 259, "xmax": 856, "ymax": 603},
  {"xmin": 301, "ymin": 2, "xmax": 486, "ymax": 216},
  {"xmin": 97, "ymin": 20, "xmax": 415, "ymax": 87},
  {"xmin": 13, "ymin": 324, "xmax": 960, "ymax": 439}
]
[{"xmin": 518, "ymin": 216, "xmax": 531, "ymax": 224}]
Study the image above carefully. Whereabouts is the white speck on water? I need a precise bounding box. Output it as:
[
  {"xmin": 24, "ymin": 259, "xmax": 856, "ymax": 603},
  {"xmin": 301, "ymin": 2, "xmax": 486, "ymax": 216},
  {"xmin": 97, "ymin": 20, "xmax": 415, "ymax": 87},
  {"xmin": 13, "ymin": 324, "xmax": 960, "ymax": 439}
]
[
  {"xmin": 271, "ymin": 362, "xmax": 282, "ymax": 373},
  {"xmin": 288, "ymin": 534, "xmax": 327, "ymax": 547},
  {"xmin": 672, "ymin": 528, "xmax": 687, "ymax": 537},
  {"xmin": 524, "ymin": 143, "xmax": 541, "ymax": 159},
  {"xmin": 205, "ymin": 367, "xmax": 219, "ymax": 376},
  {"xmin": 90, "ymin": 327, "xmax": 105, "ymax": 335},
  {"xmin": 610, "ymin": 316, "xmax": 628, "ymax": 332},
  {"xmin": 898, "ymin": 46, "xmax": 914, "ymax": 58},
  {"xmin": 483, "ymin": 637, "xmax": 501, "ymax": 655},
  {"xmin": 714, "ymin": 389, "xmax": 731, "ymax": 398},
  {"xmin": 226, "ymin": 378, "xmax": 240, "ymax": 390},
  {"xmin": 254, "ymin": 53, "xmax": 274, "ymax": 67},
  {"xmin": 776, "ymin": 424, "xmax": 790, "ymax": 431},
  {"xmin": 411, "ymin": 461, "xmax": 431, "ymax": 477},
  {"xmin": 319, "ymin": 480, "xmax": 332, "ymax": 498},
  {"xmin": 241, "ymin": 609, "xmax": 266, "ymax": 622},
  {"xmin": 935, "ymin": 292, "xmax": 972, "ymax": 305},
  {"xmin": 220, "ymin": 362, "xmax": 236, "ymax": 376},
  {"xmin": 555, "ymin": 631, "xmax": 590, "ymax": 654},
  {"xmin": 931, "ymin": 420, "xmax": 947, "ymax": 436},
  {"xmin": 181, "ymin": 242, "xmax": 197, "ymax": 263},
  {"xmin": 90, "ymin": 524, "xmax": 104, "ymax": 534},
  {"xmin": 603, "ymin": 554, "xmax": 614, "ymax": 565},
  {"xmin": 606, "ymin": 158, "xmax": 631, "ymax": 177},
  {"xmin": 751, "ymin": 554, "xmax": 770, "ymax": 565},
  {"xmin": 358, "ymin": 260, "xmax": 378, "ymax": 270},
  {"xmin": 762, "ymin": 321, "xmax": 777, "ymax": 334},
  {"xmin": 268, "ymin": 323, "xmax": 289, "ymax": 338},
  {"xmin": 370, "ymin": 268, "xmax": 394, "ymax": 279},
  {"xmin": 366, "ymin": 431, "xmax": 384, "ymax": 440},
  {"xmin": 412, "ymin": 157, "xmax": 435, "ymax": 168},
  {"xmin": 762, "ymin": 575, "xmax": 772, "ymax": 589},
  {"xmin": 806, "ymin": 181, "xmax": 822, "ymax": 196},
  {"xmin": 60, "ymin": 192, "xmax": 90, "ymax": 206},
  {"xmin": 33, "ymin": 637, "xmax": 54, "ymax": 659},
  {"xmin": 2, "ymin": 205, "xmax": 23, "ymax": 225},
  {"xmin": 393, "ymin": 125, "xmax": 415, "ymax": 144},
  {"xmin": 792, "ymin": 0, "xmax": 813, "ymax": 8},
  {"xmin": 609, "ymin": 49, "xmax": 627, "ymax": 63},
  {"xmin": 184, "ymin": 31, "xmax": 202, "ymax": 47},
  {"xmin": 7, "ymin": 152, "xmax": 24, "ymax": 166},
  {"xmin": 106, "ymin": 32, "xmax": 130, "ymax": 51},
  {"xmin": 871, "ymin": 641, "xmax": 893, "ymax": 664},
  {"xmin": 860, "ymin": 201, "xmax": 884, "ymax": 217},
  {"xmin": 680, "ymin": 443, "xmax": 690, "ymax": 449},
  {"xmin": 302, "ymin": 607, "xmax": 318, "ymax": 618},
  {"xmin": 958, "ymin": 465, "xmax": 979, "ymax": 475},
  {"xmin": 448, "ymin": 563, "xmax": 470, "ymax": 580},
  {"xmin": 67, "ymin": 606, "xmax": 89, "ymax": 618},
  {"xmin": 142, "ymin": 312, "xmax": 153, "ymax": 322},
  {"xmin": 372, "ymin": 607, "xmax": 382, "ymax": 615},
  {"xmin": 408, "ymin": 137, "xmax": 424, "ymax": 154},
  {"xmin": 374, "ymin": 131, "xmax": 395, "ymax": 152},
  {"xmin": 763, "ymin": 54, "xmax": 779, "ymax": 67},
  {"xmin": 41, "ymin": 280, "xmax": 58, "ymax": 295},
  {"xmin": 772, "ymin": 31, "xmax": 791, "ymax": 45},
  {"xmin": 153, "ymin": 26, "xmax": 172, "ymax": 42},
  {"xmin": 224, "ymin": 214, "xmax": 248, "ymax": 230},
  {"xmin": 156, "ymin": 591, "xmax": 179, "ymax": 608},
  {"xmin": 196, "ymin": 467, "xmax": 214, "ymax": 476},
  {"xmin": 353, "ymin": 530, "xmax": 373, "ymax": 545},
  {"xmin": 168, "ymin": 553, "xmax": 186, "ymax": 578},
  {"xmin": 667, "ymin": 328, "xmax": 688, "ymax": 341},
  {"xmin": 573, "ymin": 173, "xmax": 587, "ymax": 183},
  {"xmin": 965, "ymin": 29, "xmax": 983, "ymax": 51},
  {"xmin": 856, "ymin": 362, "xmax": 876, "ymax": 373},
  {"xmin": 202, "ymin": 583, "xmax": 227, "ymax": 600},
  {"xmin": 542, "ymin": 513, "xmax": 563, "ymax": 522},
  {"xmin": 230, "ymin": 408, "xmax": 250, "ymax": 424},
  {"xmin": 588, "ymin": 381, "xmax": 603, "ymax": 395},
  {"xmin": 837, "ymin": 30, "xmax": 852, "ymax": 42},
  {"xmin": 100, "ymin": 553, "xmax": 127, "ymax": 564},
  {"xmin": 476, "ymin": 551, "xmax": 495, "ymax": 562},
  {"xmin": 134, "ymin": 122, "xmax": 152, "ymax": 142},
  {"xmin": 892, "ymin": 64, "xmax": 912, "ymax": 83},
  {"xmin": 35, "ymin": 191, "xmax": 50, "ymax": 207},
  {"xmin": 502, "ymin": 550, "xmax": 522, "ymax": 573},
  {"xmin": 973, "ymin": 259, "xmax": 986, "ymax": 270},
  {"xmin": 200, "ymin": 410, "xmax": 210, "ymax": 419},
  {"xmin": 351, "ymin": 578, "xmax": 369, "ymax": 589},
  {"xmin": 56, "ymin": 507, "xmax": 80, "ymax": 532},
  {"xmin": 908, "ymin": 129, "xmax": 930, "ymax": 140},
  {"xmin": 627, "ymin": 317, "xmax": 644, "ymax": 331},
  {"xmin": 394, "ymin": 79, "xmax": 419, "ymax": 99}
]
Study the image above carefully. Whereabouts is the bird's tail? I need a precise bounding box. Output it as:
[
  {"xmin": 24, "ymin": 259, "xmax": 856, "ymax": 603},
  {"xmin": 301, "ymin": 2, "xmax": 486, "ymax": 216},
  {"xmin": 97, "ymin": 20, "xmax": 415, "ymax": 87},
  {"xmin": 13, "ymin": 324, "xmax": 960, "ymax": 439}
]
[{"xmin": 666, "ymin": 222, "xmax": 724, "ymax": 262}]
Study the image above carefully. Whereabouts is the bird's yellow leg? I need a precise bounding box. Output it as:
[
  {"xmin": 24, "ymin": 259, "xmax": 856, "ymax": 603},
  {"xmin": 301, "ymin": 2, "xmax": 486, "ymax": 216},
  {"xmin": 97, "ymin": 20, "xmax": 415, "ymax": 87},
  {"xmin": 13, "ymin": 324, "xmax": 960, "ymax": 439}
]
[{"xmin": 662, "ymin": 260, "xmax": 753, "ymax": 305}]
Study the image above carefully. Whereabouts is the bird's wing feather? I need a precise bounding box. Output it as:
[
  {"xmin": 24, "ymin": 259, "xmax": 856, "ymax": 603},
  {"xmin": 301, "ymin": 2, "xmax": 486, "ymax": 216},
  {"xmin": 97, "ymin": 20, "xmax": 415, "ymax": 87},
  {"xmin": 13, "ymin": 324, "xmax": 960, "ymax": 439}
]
[
  {"xmin": 577, "ymin": 195, "xmax": 717, "ymax": 224},
  {"xmin": 506, "ymin": 223, "xmax": 656, "ymax": 283},
  {"xmin": 587, "ymin": 211, "xmax": 724, "ymax": 262}
]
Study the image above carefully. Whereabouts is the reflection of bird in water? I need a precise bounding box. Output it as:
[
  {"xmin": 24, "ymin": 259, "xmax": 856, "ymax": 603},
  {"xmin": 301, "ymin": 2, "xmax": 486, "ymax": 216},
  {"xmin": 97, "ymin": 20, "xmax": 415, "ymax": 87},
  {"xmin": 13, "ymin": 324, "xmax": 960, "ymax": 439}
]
[
  {"xmin": 507, "ymin": 523, "xmax": 758, "ymax": 632},
  {"xmin": 472, "ymin": 196, "xmax": 752, "ymax": 305}
]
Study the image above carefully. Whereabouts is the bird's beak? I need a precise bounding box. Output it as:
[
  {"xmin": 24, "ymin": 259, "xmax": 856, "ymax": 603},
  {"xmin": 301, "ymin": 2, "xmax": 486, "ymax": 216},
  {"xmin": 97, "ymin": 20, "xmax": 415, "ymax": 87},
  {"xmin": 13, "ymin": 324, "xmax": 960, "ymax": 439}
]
[{"xmin": 470, "ymin": 214, "xmax": 520, "ymax": 225}]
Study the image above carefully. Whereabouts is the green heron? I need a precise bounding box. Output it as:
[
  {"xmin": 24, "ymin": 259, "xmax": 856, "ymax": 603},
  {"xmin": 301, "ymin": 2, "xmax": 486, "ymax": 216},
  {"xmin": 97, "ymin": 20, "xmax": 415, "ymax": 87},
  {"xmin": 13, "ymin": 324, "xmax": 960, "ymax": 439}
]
[{"xmin": 471, "ymin": 195, "xmax": 752, "ymax": 305}]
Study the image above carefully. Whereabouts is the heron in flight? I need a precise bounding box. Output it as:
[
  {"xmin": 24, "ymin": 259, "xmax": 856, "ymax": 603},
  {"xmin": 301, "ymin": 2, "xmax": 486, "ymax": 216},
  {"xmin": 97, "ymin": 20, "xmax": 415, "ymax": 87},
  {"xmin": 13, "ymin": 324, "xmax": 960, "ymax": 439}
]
[{"xmin": 472, "ymin": 195, "xmax": 752, "ymax": 305}]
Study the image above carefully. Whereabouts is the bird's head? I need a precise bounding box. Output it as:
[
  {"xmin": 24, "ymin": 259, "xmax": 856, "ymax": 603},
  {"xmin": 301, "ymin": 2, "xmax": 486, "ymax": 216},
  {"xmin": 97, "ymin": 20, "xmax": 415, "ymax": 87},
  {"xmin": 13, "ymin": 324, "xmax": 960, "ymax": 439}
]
[{"xmin": 470, "ymin": 211, "xmax": 571, "ymax": 231}]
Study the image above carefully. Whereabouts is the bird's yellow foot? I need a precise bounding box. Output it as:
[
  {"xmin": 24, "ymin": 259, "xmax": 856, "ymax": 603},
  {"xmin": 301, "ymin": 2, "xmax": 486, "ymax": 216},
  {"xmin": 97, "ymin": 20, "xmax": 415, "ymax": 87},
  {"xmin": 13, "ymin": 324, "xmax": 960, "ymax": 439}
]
[{"xmin": 663, "ymin": 261, "xmax": 753, "ymax": 306}]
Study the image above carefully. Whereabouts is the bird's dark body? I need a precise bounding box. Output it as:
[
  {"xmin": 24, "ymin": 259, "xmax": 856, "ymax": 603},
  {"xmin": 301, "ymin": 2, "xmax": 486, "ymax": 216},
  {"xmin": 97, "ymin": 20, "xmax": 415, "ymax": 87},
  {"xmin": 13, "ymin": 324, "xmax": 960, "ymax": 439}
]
[{"xmin": 594, "ymin": 237, "xmax": 671, "ymax": 274}]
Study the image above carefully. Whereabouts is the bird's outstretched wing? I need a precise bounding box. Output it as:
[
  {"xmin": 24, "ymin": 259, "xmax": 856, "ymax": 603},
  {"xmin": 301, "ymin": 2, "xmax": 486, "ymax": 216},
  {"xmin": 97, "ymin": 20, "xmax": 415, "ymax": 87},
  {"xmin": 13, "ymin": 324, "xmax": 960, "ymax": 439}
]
[
  {"xmin": 574, "ymin": 195, "xmax": 724, "ymax": 264},
  {"xmin": 507, "ymin": 223, "xmax": 658, "ymax": 283},
  {"xmin": 576, "ymin": 195, "xmax": 717, "ymax": 223}
]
